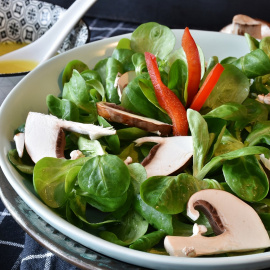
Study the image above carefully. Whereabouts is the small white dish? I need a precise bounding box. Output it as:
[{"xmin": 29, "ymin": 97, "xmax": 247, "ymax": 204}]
[{"xmin": 2, "ymin": 30, "xmax": 268, "ymax": 270}]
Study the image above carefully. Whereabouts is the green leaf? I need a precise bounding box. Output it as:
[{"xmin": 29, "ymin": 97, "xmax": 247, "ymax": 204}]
[
  {"xmin": 78, "ymin": 154, "xmax": 130, "ymax": 197},
  {"xmin": 33, "ymin": 157, "xmax": 90, "ymax": 208},
  {"xmin": 94, "ymin": 58, "xmax": 108, "ymax": 86},
  {"xmin": 140, "ymin": 174, "xmax": 200, "ymax": 215},
  {"xmin": 46, "ymin": 95, "xmax": 80, "ymax": 122},
  {"xmin": 259, "ymin": 36, "xmax": 270, "ymax": 58},
  {"xmin": 132, "ymin": 52, "xmax": 147, "ymax": 75},
  {"xmin": 203, "ymin": 64, "xmax": 250, "ymax": 110},
  {"xmin": 187, "ymin": 109, "xmax": 210, "ymax": 177},
  {"xmin": 81, "ymin": 69, "xmax": 102, "ymax": 82},
  {"xmin": 78, "ymin": 136, "xmax": 106, "ymax": 157},
  {"xmin": 128, "ymin": 163, "xmax": 147, "ymax": 194},
  {"xmin": 204, "ymin": 117, "xmax": 227, "ymax": 162},
  {"xmin": 100, "ymin": 209, "xmax": 148, "ymax": 245},
  {"xmin": 214, "ymin": 129, "xmax": 244, "ymax": 156},
  {"xmin": 231, "ymin": 49, "xmax": 270, "ymax": 79},
  {"xmin": 65, "ymin": 166, "xmax": 81, "ymax": 195},
  {"xmin": 117, "ymin": 127, "xmax": 149, "ymax": 141},
  {"xmin": 201, "ymin": 56, "xmax": 219, "ymax": 86},
  {"xmin": 121, "ymin": 74, "xmax": 171, "ymax": 123},
  {"xmin": 112, "ymin": 48, "xmax": 135, "ymax": 72},
  {"xmin": 62, "ymin": 60, "xmax": 89, "ymax": 86},
  {"xmin": 69, "ymin": 196, "xmax": 118, "ymax": 228},
  {"xmin": 204, "ymin": 102, "xmax": 248, "ymax": 122},
  {"xmin": 131, "ymin": 22, "xmax": 175, "ymax": 59},
  {"xmin": 129, "ymin": 230, "xmax": 166, "ymax": 251},
  {"xmin": 8, "ymin": 149, "xmax": 34, "ymax": 175},
  {"xmin": 245, "ymin": 33, "xmax": 259, "ymax": 51},
  {"xmin": 97, "ymin": 116, "xmax": 120, "ymax": 154},
  {"xmin": 62, "ymin": 70, "xmax": 96, "ymax": 114},
  {"xmin": 84, "ymin": 192, "xmax": 127, "ymax": 212},
  {"xmin": 117, "ymin": 143, "xmax": 142, "ymax": 163},
  {"xmin": 134, "ymin": 194, "xmax": 173, "ymax": 235},
  {"xmin": 86, "ymin": 79, "xmax": 106, "ymax": 102},
  {"xmin": 196, "ymin": 146, "xmax": 270, "ymax": 180},
  {"xmin": 138, "ymin": 78, "xmax": 168, "ymax": 114},
  {"xmin": 245, "ymin": 121, "xmax": 270, "ymax": 146},
  {"xmin": 168, "ymin": 59, "xmax": 187, "ymax": 106},
  {"xmin": 223, "ymin": 155, "xmax": 269, "ymax": 202},
  {"xmin": 235, "ymin": 98, "xmax": 269, "ymax": 130},
  {"xmin": 116, "ymin": 38, "xmax": 131, "ymax": 50},
  {"xmin": 105, "ymin": 57, "xmax": 124, "ymax": 103}
]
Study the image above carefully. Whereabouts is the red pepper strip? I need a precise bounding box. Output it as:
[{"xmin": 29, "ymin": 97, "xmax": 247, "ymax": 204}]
[
  {"xmin": 182, "ymin": 27, "xmax": 201, "ymax": 107},
  {"xmin": 144, "ymin": 52, "xmax": 188, "ymax": 136},
  {"xmin": 190, "ymin": 63, "xmax": 224, "ymax": 111}
]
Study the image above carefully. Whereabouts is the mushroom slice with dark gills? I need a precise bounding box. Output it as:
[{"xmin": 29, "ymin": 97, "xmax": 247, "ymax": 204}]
[
  {"xmin": 97, "ymin": 102, "xmax": 172, "ymax": 136},
  {"xmin": 164, "ymin": 189, "xmax": 270, "ymax": 257},
  {"xmin": 24, "ymin": 112, "xmax": 116, "ymax": 163},
  {"xmin": 134, "ymin": 136, "xmax": 193, "ymax": 177},
  {"xmin": 232, "ymin": 14, "xmax": 262, "ymax": 39}
]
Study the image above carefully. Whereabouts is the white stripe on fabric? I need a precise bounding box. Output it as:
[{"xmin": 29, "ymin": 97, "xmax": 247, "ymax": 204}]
[
  {"xmin": 0, "ymin": 240, "xmax": 24, "ymax": 248},
  {"xmin": 0, "ymin": 208, "xmax": 10, "ymax": 224},
  {"xmin": 21, "ymin": 252, "xmax": 54, "ymax": 263},
  {"xmin": 105, "ymin": 22, "xmax": 124, "ymax": 38},
  {"xmin": 11, "ymin": 253, "xmax": 23, "ymax": 270},
  {"xmin": 44, "ymin": 252, "xmax": 52, "ymax": 270},
  {"xmin": 89, "ymin": 18, "xmax": 98, "ymax": 27}
]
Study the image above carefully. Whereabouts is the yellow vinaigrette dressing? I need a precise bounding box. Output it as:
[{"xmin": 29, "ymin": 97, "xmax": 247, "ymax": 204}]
[{"xmin": 0, "ymin": 43, "xmax": 38, "ymax": 74}]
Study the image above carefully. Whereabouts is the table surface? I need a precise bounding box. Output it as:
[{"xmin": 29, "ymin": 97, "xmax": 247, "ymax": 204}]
[{"xmin": 1, "ymin": 1, "xmax": 270, "ymax": 269}]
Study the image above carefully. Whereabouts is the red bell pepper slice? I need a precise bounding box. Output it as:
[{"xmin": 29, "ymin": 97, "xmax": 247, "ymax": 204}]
[
  {"xmin": 182, "ymin": 27, "xmax": 201, "ymax": 107},
  {"xmin": 190, "ymin": 63, "xmax": 224, "ymax": 111},
  {"xmin": 144, "ymin": 52, "xmax": 188, "ymax": 136}
]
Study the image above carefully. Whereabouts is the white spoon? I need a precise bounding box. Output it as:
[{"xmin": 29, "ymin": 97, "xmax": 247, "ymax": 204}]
[{"xmin": 0, "ymin": 0, "xmax": 97, "ymax": 66}]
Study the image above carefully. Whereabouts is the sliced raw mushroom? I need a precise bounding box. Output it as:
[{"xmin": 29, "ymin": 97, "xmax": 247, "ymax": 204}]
[
  {"xmin": 221, "ymin": 15, "xmax": 270, "ymax": 39},
  {"xmin": 13, "ymin": 132, "xmax": 25, "ymax": 158},
  {"xmin": 24, "ymin": 112, "xmax": 115, "ymax": 163},
  {"xmin": 116, "ymin": 71, "xmax": 136, "ymax": 99},
  {"xmin": 232, "ymin": 14, "xmax": 262, "ymax": 39},
  {"xmin": 164, "ymin": 189, "xmax": 270, "ymax": 257},
  {"xmin": 97, "ymin": 102, "xmax": 172, "ymax": 136},
  {"xmin": 124, "ymin": 156, "xmax": 133, "ymax": 166},
  {"xmin": 257, "ymin": 93, "xmax": 270, "ymax": 105},
  {"xmin": 134, "ymin": 136, "xmax": 193, "ymax": 177},
  {"xmin": 70, "ymin": 150, "xmax": 85, "ymax": 160}
]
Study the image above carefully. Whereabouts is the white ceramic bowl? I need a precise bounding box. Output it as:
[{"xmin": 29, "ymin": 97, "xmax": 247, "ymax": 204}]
[{"xmin": 2, "ymin": 30, "xmax": 268, "ymax": 270}]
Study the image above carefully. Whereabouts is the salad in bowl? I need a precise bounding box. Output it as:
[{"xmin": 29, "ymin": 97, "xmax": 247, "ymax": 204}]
[{"xmin": 4, "ymin": 22, "xmax": 270, "ymax": 260}]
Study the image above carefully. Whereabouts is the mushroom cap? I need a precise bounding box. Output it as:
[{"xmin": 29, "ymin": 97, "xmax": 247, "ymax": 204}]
[
  {"xmin": 97, "ymin": 102, "xmax": 172, "ymax": 136},
  {"xmin": 135, "ymin": 136, "xmax": 193, "ymax": 177},
  {"xmin": 116, "ymin": 71, "xmax": 136, "ymax": 99},
  {"xmin": 220, "ymin": 14, "xmax": 262, "ymax": 39},
  {"xmin": 164, "ymin": 190, "xmax": 270, "ymax": 257},
  {"xmin": 233, "ymin": 14, "xmax": 261, "ymax": 25},
  {"xmin": 24, "ymin": 112, "xmax": 116, "ymax": 163},
  {"xmin": 24, "ymin": 112, "xmax": 66, "ymax": 163}
]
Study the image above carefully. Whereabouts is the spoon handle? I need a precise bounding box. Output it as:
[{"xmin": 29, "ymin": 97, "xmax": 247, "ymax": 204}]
[
  {"xmin": 0, "ymin": 0, "xmax": 97, "ymax": 63},
  {"xmin": 38, "ymin": 0, "xmax": 97, "ymax": 62}
]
